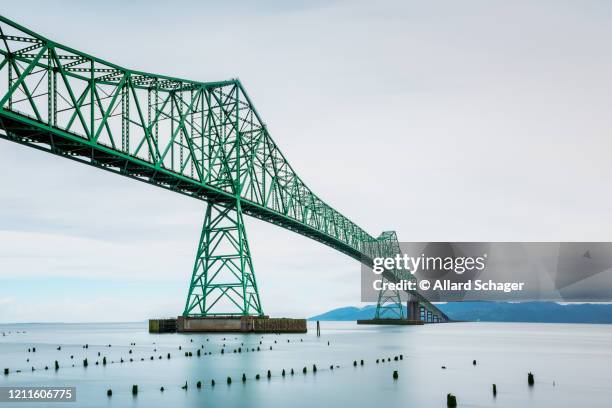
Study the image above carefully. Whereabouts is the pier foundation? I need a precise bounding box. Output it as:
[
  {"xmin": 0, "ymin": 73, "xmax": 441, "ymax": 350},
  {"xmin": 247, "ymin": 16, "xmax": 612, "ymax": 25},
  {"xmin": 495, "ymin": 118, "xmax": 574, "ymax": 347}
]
[
  {"xmin": 407, "ymin": 300, "xmax": 421, "ymax": 321},
  {"xmin": 356, "ymin": 319, "xmax": 424, "ymax": 325},
  {"xmin": 149, "ymin": 316, "xmax": 307, "ymax": 333}
]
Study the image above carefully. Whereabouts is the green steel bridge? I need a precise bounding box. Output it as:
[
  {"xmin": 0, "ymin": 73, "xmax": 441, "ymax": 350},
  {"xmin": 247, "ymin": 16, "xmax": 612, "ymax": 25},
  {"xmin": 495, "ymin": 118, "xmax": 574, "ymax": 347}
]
[{"xmin": 0, "ymin": 15, "xmax": 447, "ymax": 323}]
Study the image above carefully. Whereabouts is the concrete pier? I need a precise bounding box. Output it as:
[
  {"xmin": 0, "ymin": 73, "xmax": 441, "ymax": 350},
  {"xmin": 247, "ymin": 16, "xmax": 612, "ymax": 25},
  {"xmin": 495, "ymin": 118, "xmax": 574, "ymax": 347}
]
[
  {"xmin": 149, "ymin": 316, "xmax": 307, "ymax": 333},
  {"xmin": 356, "ymin": 319, "xmax": 424, "ymax": 325},
  {"xmin": 407, "ymin": 301, "xmax": 421, "ymax": 321},
  {"xmin": 148, "ymin": 318, "xmax": 177, "ymax": 333}
]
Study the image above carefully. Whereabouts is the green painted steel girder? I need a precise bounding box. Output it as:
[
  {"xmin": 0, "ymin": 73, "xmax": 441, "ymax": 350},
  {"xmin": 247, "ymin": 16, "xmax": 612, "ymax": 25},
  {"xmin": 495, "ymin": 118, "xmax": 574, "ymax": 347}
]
[{"xmin": 0, "ymin": 15, "xmax": 448, "ymax": 321}]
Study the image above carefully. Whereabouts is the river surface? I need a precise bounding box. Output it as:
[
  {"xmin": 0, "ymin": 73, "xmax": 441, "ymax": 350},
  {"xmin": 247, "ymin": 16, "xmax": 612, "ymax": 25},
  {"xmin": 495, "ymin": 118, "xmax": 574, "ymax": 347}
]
[{"xmin": 0, "ymin": 321, "xmax": 610, "ymax": 407}]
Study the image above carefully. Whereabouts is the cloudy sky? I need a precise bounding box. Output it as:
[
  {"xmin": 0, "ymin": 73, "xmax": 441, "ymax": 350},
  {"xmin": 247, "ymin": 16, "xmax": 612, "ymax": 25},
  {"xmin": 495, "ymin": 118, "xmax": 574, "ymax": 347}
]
[{"xmin": 1, "ymin": 0, "xmax": 611, "ymax": 322}]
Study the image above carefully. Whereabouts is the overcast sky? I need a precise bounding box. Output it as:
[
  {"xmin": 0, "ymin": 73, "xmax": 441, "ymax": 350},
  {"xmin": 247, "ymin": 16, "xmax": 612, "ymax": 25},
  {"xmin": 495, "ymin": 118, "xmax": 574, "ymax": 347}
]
[{"xmin": 1, "ymin": 0, "xmax": 611, "ymax": 322}]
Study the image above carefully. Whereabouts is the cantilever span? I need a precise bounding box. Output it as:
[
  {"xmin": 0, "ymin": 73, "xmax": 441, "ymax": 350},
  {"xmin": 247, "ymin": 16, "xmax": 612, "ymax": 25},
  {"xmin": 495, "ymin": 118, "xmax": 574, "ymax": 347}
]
[{"xmin": 0, "ymin": 15, "xmax": 447, "ymax": 322}]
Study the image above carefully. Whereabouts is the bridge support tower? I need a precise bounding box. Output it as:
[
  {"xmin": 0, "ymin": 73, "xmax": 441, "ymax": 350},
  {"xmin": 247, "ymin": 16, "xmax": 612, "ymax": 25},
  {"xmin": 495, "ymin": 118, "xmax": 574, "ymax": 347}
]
[
  {"xmin": 374, "ymin": 274, "xmax": 405, "ymax": 319},
  {"xmin": 183, "ymin": 200, "xmax": 263, "ymax": 317}
]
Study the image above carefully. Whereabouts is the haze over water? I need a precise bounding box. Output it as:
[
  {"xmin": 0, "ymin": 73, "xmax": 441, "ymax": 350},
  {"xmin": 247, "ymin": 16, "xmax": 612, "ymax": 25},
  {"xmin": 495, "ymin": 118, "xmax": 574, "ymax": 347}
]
[{"xmin": 0, "ymin": 321, "xmax": 610, "ymax": 407}]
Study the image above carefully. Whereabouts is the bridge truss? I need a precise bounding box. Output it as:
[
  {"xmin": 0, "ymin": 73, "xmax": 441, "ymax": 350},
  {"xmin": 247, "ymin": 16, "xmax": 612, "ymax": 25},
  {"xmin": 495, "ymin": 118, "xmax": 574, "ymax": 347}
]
[{"xmin": 0, "ymin": 15, "xmax": 447, "ymax": 322}]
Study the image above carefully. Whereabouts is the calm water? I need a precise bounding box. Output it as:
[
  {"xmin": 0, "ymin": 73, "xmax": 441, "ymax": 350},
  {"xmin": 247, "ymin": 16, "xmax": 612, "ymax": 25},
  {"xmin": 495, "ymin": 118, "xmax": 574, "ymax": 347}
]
[{"xmin": 0, "ymin": 321, "xmax": 610, "ymax": 407}]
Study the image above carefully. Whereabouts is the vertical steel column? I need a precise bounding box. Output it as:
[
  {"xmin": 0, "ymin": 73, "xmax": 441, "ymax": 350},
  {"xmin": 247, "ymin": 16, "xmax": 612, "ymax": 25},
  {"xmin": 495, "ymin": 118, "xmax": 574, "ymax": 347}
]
[
  {"xmin": 147, "ymin": 87, "xmax": 152, "ymax": 162},
  {"xmin": 47, "ymin": 48, "xmax": 52, "ymax": 125},
  {"xmin": 52, "ymin": 60, "xmax": 57, "ymax": 126},
  {"xmin": 170, "ymin": 91, "xmax": 174, "ymax": 171},
  {"xmin": 154, "ymin": 83, "xmax": 158, "ymax": 152},
  {"xmin": 201, "ymin": 86, "xmax": 206, "ymax": 174},
  {"xmin": 190, "ymin": 88, "xmax": 194, "ymax": 178},
  {"xmin": 121, "ymin": 80, "xmax": 129, "ymax": 152},
  {"xmin": 7, "ymin": 58, "xmax": 12, "ymax": 110},
  {"xmin": 89, "ymin": 60, "xmax": 94, "ymax": 136},
  {"xmin": 179, "ymin": 89, "xmax": 184, "ymax": 173}
]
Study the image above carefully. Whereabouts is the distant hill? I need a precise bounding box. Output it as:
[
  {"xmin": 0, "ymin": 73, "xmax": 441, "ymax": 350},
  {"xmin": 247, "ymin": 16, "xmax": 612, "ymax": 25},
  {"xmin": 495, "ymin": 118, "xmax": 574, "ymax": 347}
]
[{"xmin": 309, "ymin": 302, "xmax": 612, "ymax": 324}]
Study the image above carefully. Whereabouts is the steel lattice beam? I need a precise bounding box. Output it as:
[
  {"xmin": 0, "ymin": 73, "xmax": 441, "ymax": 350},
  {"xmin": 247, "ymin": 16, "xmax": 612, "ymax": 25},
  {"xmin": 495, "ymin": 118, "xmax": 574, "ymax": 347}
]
[{"xmin": 0, "ymin": 15, "xmax": 448, "ymax": 321}]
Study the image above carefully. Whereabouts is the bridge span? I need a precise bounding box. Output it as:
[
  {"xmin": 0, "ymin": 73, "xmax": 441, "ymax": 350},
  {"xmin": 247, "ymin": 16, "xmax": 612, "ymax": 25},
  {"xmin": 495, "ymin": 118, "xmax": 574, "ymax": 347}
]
[{"xmin": 0, "ymin": 15, "xmax": 447, "ymax": 323}]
